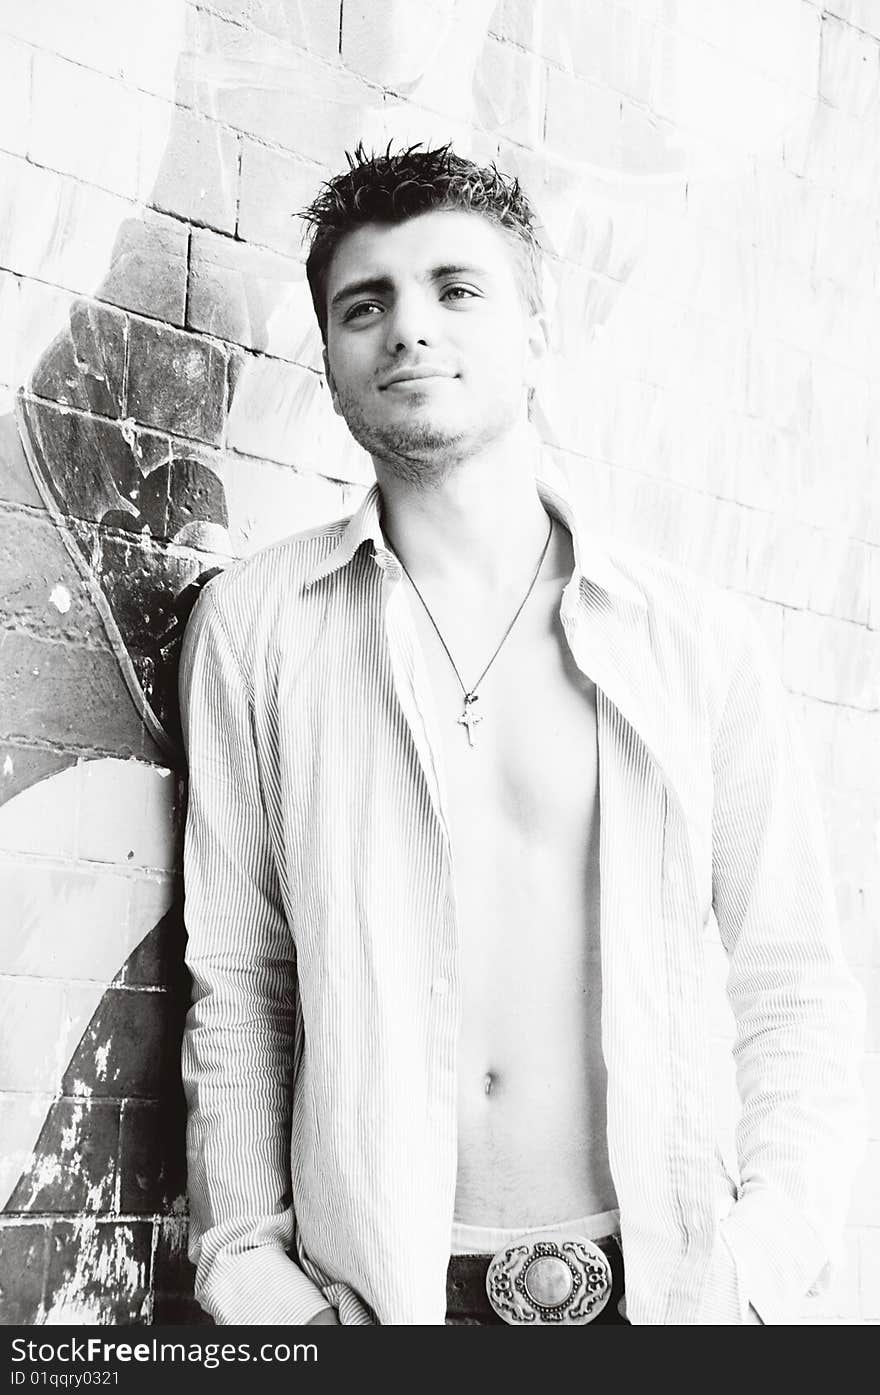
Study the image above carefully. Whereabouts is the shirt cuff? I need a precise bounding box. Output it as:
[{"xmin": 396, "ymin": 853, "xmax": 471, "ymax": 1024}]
[
  {"xmin": 719, "ymin": 1186, "xmax": 826, "ymax": 1325},
  {"xmin": 199, "ymin": 1246, "xmax": 333, "ymax": 1326},
  {"xmin": 697, "ymin": 1222, "xmax": 749, "ymax": 1323}
]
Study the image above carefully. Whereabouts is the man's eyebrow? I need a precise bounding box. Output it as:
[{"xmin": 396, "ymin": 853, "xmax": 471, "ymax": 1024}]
[
  {"xmin": 330, "ymin": 275, "xmax": 395, "ymax": 310},
  {"xmin": 330, "ymin": 263, "xmax": 494, "ymax": 311},
  {"xmin": 430, "ymin": 263, "xmax": 492, "ymax": 281}
]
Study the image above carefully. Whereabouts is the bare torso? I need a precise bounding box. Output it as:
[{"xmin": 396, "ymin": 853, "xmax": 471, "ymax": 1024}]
[{"xmin": 398, "ymin": 518, "xmax": 617, "ymax": 1227}]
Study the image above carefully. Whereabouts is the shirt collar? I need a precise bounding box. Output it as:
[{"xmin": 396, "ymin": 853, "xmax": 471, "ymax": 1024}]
[{"xmin": 303, "ymin": 476, "xmax": 647, "ymax": 613}]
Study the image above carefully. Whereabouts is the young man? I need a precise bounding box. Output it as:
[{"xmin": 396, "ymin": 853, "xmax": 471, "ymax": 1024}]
[{"xmin": 179, "ymin": 144, "xmax": 865, "ymax": 1326}]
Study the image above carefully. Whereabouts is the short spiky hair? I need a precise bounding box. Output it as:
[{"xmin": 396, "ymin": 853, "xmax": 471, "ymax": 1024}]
[{"xmin": 301, "ymin": 142, "xmax": 543, "ymax": 341}]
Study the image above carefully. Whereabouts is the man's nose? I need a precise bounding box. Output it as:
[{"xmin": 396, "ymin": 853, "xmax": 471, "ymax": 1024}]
[{"xmin": 384, "ymin": 293, "xmax": 433, "ymax": 354}]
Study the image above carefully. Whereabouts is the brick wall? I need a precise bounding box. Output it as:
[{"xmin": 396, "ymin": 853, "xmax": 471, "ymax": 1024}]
[{"xmin": 0, "ymin": 0, "xmax": 877, "ymax": 1324}]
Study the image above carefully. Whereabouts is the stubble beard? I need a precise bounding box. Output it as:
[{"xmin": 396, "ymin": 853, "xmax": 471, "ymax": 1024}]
[{"xmin": 334, "ymin": 385, "xmax": 512, "ymax": 490}]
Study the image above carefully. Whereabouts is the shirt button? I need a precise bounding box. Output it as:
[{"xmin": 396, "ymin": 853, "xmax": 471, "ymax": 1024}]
[{"xmin": 432, "ymin": 977, "xmax": 449, "ymax": 997}]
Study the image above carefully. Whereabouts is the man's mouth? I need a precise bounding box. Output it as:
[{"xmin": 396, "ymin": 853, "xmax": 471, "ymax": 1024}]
[{"xmin": 379, "ymin": 366, "xmax": 457, "ymax": 389}]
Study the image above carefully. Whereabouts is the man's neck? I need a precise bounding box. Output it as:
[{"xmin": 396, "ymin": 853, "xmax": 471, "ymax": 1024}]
[{"xmin": 374, "ymin": 427, "xmax": 553, "ymax": 592}]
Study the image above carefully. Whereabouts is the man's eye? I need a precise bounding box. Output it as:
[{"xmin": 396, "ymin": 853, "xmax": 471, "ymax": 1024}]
[
  {"xmin": 443, "ymin": 286, "xmax": 478, "ymax": 302},
  {"xmin": 345, "ymin": 302, "xmax": 383, "ymax": 321}
]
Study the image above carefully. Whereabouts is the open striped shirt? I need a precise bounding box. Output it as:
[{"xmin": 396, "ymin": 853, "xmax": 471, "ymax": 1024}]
[{"xmin": 179, "ymin": 476, "xmax": 865, "ymax": 1325}]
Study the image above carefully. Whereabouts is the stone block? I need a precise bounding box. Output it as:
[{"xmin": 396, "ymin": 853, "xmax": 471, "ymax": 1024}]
[
  {"xmin": 126, "ymin": 320, "xmax": 227, "ymax": 444},
  {"xmin": 741, "ymin": 504, "xmax": 817, "ymax": 610},
  {"xmin": 489, "ymin": 0, "xmax": 544, "ymax": 47},
  {"xmin": 752, "ymin": 252, "xmax": 815, "ymax": 358},
  {"xmin": 194, "ymin": 0, "xmax": 341, "ymax": 57},
  {"xmin": 0, "ymin": 861, "xmax": 173, "ymax": 985},
  {"xmin": 822, "ymin": 1, "xmax": 880, "ymax": 40},
  {"xmin": 161, "ymin": 440, "xmax": 348, "ymax": 554},
  {"xmin": 535, "ymin": 0, "xmax": 654, "ymax": 104},
  {"xmin": 863, "ymin": 1054, "xmax": 880, "ymax": 1141},
  {"xmin": 179, "ymin": 10, "xmax": 371, "ymax": 163},
  {"xmin": 225, "ymin": 352, "xmax": 374, "ymax": 482},
  {"xmin": 751, "ymin": 162, "xmax": 822, "ymax": 275},
  {"xmin": 0, "ymin": 743, "xmax": 77, "ymax": 807},
  {"xmin": 144, "ymin": 107, "xmax": 239, "ymax": 233},
  {"xmin": 830, "ymin": 705, "xmax": 880, "ymax": 792},
  {"xmin": 19, "ymin": 397, "xmax": 152, "ymax": 534},
  {"xmin": 62, "ymin": 986, "xmax": 181, "ymax": 1099},
  {"xmin": 0, "ymin": 979, "xmax": 101, "ymax": 1092},
  {"xmin": 187, "ymin": 229, "xmax": 314, "ymax": 365},
  {"xmin": 782, "ymin": 607, "xmax": 880, "ymax": 710},
  {"xmin": 5, "ymin": 1098, "xmax": 120, "ymax": 1215},
  {"xmin": 153, "ymin": 1216, "xmax": 214, "ymax": 1323},
  {"xmin": 97, "ymin": 213, "xmax": 189, "ymax": 326},
  {"xmin": 817, "ymin": 785, "xmax": 880, "ymax": 902},
  {"xmin": 0, "ymin": 34, "xmax": 31, "ymax": 157},
  {"xmin": 118, "ymin": 1094, "xmax": 188, "ymax": 1214},
  {"xmin": 0, "ymin": 276, "xmax": 69, "ymax": 399},
  {"xmin": 813, "ymin": 191, "xmax": 880, "ymax": 293},
  {"xmin": 29, "ymin": 300, "xmax": 127, "ymax": 419},
  {"xmin": 0, "ymin": 627, "xmax": 148, "ymax": 756},
  {"xmin": 847, "ymin": 1139, "xmax": 880, "ymax": 1225},
  {"xmin": 238, "ymin": 140, "xmax": 323, "ymax": 259},
  {"xmin": 0, "ymin": 505, "xmax": 110, "ymax": 646},
  {"xmin": 819, "ymin": 13, "xmax": 880, "ymax": 119},
  {"xmin": 0, "ymin": 0, "xmax": 135, "ymax": 81},
  {"xmin": 808, "ymin": 536, "xmax": 871, "ymax": 626},
  {"xmin": 340, "ymin": 0, "xmax": 467, "ymax": 89},
  {"xmin": 0, "ymin": 152, "xmax": 132, "ymax": 297},
  {"xmin": 44, "ymin": 1221, "xmax": 152, "ymax": 1324},
  {"xmin": 472, "ymin": 36, "xmax": 543, "ymax": 147},
  {"xmin": 799, "ymin": 1230, "xmax": 861, "ymax": 1321},
  {"xmin": 30, "ymin": 51, "xmax": 142, "ymax": 200},
  {"xmin": 660, "ymin": 0, "xmax": 819, "ymax": 95},
  {"xmin": 73, "ymin": 756, "xmax": 180, "ymax": 870},
  {"xmin": 121, "ymin": 903, "xmax": 186, "ymax": 989},
  {"xmin": 544, "ymin": 66, "xmax": 623, "ymax": 164},
  {"xmin": 0, "ymin": 1223, "xmax": 48, "ymax": 1323},
  {"xmin": 862, "ymin": 1230, "xmax": 880, "ymax": 1320},
  {"xmin": 0, "ymin": 396, "xmax": 46, "ymax": 513}
]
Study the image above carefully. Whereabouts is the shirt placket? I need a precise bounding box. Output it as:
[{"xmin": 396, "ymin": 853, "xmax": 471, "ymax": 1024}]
[{"xmin": 373, "ymin": 547, "xmax": 461, "ymax": 1314}]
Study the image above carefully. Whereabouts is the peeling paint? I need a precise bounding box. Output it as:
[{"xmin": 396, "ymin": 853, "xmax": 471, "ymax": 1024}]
[
  {"xmin": 59, "ymin": 1103, "xmax": 85, "ymax": 1154},
  {"xmin": 48, "ymin": 583, "xmax": 72, "ymax": 614},
  {"xmin": 94, "ymin": 1042, "xmax": 110, "ymax": 1081},
  {"xmin": 43, "ymin": 1221, "xmax": 148, "ymax": 1324},
  {"xmin": 2, "ymin": 756, "xmax": 12, "ymax": 778},
  {"xmin": 119, "ymin": 417, "xmax": 137, "ymax": 448}
]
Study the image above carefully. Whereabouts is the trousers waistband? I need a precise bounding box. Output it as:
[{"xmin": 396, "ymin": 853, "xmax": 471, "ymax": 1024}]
[{"xmin": 450, "ymin": 1208, "xmax": 621, "ymax": 1256}]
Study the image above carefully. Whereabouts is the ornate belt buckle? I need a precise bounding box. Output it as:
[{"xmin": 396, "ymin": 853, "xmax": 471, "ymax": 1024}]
[{"xmin": 485, "ymin": 1231, "xmax": 613, "ymax": 1325}]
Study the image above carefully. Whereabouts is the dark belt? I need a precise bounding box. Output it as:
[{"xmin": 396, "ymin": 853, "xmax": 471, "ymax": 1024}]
[{"xmin": 446, "ymin": 1231, "xmax": 627, "ymax": 1326}]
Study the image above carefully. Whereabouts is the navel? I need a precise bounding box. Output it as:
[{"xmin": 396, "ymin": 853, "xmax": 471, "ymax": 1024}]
[{"xmin": 483, "ymin": 1071, "xmax": 497, "ymax": 1097}]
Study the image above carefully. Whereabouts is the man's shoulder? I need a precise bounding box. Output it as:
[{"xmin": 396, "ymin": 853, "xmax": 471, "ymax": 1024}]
[
  {"xmin": 183, "ymin": 511, "xmax": 357, "ymax": 668},
  {"xmin": 596, "ymin": 531, "xmax": 764, "ymax": 716},
  {"xmin": 200, "ymin": 512, "xmax": 354, "ymax": 609},
  {"xmin": 600, "ymin": 531, "xmax": 749, "ymax": 637}
]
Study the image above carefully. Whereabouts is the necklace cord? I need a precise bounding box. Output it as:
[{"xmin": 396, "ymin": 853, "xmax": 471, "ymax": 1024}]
[{"xmin": 389, "ymin": 515, "xmax": 554, "ymax": 700}]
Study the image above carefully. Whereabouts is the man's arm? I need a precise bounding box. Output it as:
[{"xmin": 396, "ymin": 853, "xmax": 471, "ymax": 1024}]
[
  {"xmin": 179, "ymin": 583, "xmax": 334, "ymax": 1326},
  {"xmin": 710, "ymin": 599, "xmax": 866, "ymax": 1325}
]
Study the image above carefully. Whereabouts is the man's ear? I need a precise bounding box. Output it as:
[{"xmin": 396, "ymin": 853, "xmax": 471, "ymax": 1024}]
[
  {"xmin": 524, "ymin": 310, "xmax": 549, "ymax": 390},
  {"xmin": 323, "ymin": 346, "xmax": 345, "ymax": 418}
]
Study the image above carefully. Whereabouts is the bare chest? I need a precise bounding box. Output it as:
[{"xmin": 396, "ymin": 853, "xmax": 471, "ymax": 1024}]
[{"xmin": 402, "ymin": 577, "xmax": 612, "ymax": 1222}]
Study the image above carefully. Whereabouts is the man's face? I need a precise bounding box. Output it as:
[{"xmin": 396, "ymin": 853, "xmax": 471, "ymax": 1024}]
[{"xmin": 322, "ymin": 209, "xmax": 545, "ymax": 479}]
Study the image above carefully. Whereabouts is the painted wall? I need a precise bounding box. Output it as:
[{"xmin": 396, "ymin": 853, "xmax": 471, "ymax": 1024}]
[{"xmin": 0, "ymin": 0, "xmax": 877, "ymax": 1324}]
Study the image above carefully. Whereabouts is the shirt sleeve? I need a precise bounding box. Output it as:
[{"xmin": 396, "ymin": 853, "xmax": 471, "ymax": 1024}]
[
  {"xmin": 709, "ymin": 599, "xmax": 867, "ymax": 1326},
  {"xmin": 178, "ymin": 583, "xmax": 331, "ymax": 1326}
]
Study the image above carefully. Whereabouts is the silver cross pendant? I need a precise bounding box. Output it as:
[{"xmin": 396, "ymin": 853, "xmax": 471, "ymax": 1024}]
[{"xmin": 457, "ymin": 693, "xmax": 483, "ymax": 748}]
